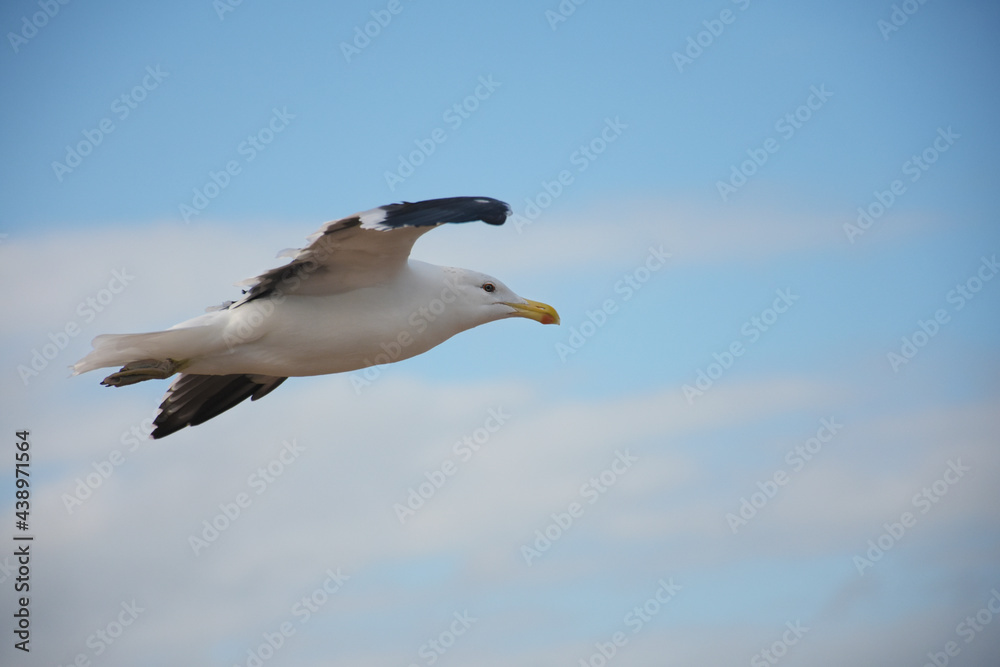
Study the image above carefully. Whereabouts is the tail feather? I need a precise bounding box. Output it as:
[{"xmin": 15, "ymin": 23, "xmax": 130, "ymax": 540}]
[
  {"xmin": 72, "ymin": 318, "xmax": 226, "ymax": 376},
  {"xmin": 151, "ymin": 374, "xmax": 287, "ymax": 439}
]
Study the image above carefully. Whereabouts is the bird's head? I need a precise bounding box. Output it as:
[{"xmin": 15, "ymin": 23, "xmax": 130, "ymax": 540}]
[{"xmin": 448, "ymin": 268, "xmax": 560, "ymax": 327}]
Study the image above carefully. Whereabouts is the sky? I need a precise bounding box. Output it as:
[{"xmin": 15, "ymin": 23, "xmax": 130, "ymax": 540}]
[{"xmin": 1, "ymin": 0, "xmax": 999, "ymax": 665}]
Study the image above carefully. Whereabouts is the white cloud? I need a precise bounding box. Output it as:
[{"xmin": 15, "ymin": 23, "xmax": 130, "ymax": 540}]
[
  {"xmin": 0, "ymin": 203, "xmax": 994, "ymax": 666},
  {"xmin": 1, "ymin": 192, "xmax": 931, "ymax": 339},
  {"xmin": 4, "ymin": 359, "xmax": 997, "ymax": 665}
]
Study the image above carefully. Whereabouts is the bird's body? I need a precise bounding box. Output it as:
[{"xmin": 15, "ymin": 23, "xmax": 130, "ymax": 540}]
[
  {"xmin": 157, "ymin": 262, "xmax": 506, "ymax": 377},
  {"xmin": 73, "ymin": 197, "xmax": 559, "ymax": 438}
]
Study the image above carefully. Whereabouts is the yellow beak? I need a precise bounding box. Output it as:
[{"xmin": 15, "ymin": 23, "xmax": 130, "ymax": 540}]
[{"xmin": 504, "ymin": 299, "xmax": 560, "ymax": 325}]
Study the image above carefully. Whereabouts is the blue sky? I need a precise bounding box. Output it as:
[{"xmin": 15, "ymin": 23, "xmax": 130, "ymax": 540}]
[{"xmin": 2, "ymin": 1, "xmax": 999, "ymax": 666}]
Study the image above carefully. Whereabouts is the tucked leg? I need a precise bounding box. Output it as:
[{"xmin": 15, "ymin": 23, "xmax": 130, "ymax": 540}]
[{"xmin": 101, "ymin": 359, "xmax": 180, "ymax": 387}]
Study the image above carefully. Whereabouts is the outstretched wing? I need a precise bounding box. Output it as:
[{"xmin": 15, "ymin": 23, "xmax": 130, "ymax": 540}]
[
  {"xmin": 151, "ymin": 373, "xmax": 287, "ymax": 439},
  {"xmin": 228, "ymin": 196, "xmax": 511, "ymax": 308}
]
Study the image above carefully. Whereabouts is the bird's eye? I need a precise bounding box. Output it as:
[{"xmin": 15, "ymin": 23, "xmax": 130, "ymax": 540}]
[{"xmin": 482, "ymin": 282, "xmax": 496, "ymax": 293}]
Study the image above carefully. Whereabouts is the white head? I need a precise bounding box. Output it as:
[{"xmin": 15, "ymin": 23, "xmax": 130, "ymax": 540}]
[{"xmin": 441, "ymin": 267, "xmax": 560, "ymax": 330}]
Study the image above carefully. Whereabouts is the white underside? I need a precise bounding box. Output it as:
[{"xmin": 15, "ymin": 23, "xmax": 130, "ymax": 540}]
[{"xmin": 73, "ymin": 261, "xmax": 511, "ymax": 378}]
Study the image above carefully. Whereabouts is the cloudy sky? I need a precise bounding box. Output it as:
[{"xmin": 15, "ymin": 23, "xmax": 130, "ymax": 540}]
[{"xmin": 2, "ymin": 1, "xmax": 999, "ymax": 665}]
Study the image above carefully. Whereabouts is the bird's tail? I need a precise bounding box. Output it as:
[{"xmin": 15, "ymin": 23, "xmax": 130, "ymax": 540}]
[{"xmin": 71, "ymin": 326, "xmax": 220, "ymax": 376}]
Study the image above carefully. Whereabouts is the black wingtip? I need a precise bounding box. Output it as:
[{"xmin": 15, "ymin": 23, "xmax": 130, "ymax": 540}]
[
  {"xmin": 380, "ymin": 196, "xmax": 511, "ymax": 229},
  {"xmin": 151, "ymin": 374, "xmax": 287, "ymax": 438}
]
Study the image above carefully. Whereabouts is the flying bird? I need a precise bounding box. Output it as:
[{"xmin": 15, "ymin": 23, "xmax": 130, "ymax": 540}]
[{"xmin": 72, "ymin": 197, "xmax": 559, "ymax": 438}]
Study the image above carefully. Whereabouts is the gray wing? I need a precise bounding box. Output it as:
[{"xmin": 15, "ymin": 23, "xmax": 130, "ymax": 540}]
[{"xmin": 227, "ymin": 196, "xmax": 511, "ymax": 308}]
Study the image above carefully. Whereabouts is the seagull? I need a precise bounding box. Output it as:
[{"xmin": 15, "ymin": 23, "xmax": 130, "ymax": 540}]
[{"xmin": 72, "ymin": 197, "xmax": 559, "ymax": 438}]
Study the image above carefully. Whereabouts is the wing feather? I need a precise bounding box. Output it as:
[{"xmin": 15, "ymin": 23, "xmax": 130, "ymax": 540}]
[
  {"xmin": 151, "ymin": 374, "xmax": 287, "ymax": 439},
  {"xmin": 228, "ymin": 196, "xmax": 510, "ymax": 308}
]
